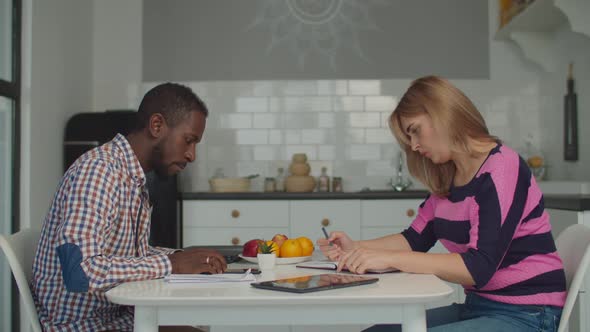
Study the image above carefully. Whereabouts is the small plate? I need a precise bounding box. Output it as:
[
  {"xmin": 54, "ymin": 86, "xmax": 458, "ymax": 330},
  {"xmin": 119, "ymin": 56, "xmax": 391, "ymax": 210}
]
[{"xmin": 238, "ymin": 254, "xmax": 312, "ymax": 265}]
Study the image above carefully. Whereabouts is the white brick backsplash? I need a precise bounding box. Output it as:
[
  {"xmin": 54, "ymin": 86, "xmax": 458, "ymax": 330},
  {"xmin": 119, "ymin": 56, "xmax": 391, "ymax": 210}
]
[
  {"xmin": 366, "ymin": 128, "xmax": 394, "ymax": 143},
  {"xmin": 253, "ymin": 113, "xmax": 280, "ymax": 129},
  {"xmin": 318, "ymin": 113, "xmax": 335, "ymax": 128},
  {"xmin": 367, "ymin": 161, "xmax": 395, "ymax": 176},
  {"xmin": 301, "ymin": 129, "xmax": 326, "ymax": 144},
  {"xmin": 380, "ymin": 112, "xmax": 392, "ymax": 128},
  {"xmin": 145, "ymin": 73, "xmax": 567, "ymax": 191},
  {"xmin": 317, "ymin": 80, "xmax": 348, "ymax": 95},
  {"xmin": 349, "ymin": 80, "xmax": 381, "ymax": 95},
  {"xmin": 334, "ymin": 96, "xmax": 364, "ymax": 112},
  {"xmin": 254, "ymin": 146, "xmax": 279, "ymax": 161},
  {"xmin": 220, "ymin": 114, "xmax": 252, "ymax": 129},
  {"xmin": 345, "ymin": 129, "xmax": 365, "ymax": 143},
  {"xmin": 284, "ymin": 145, "xmax": 317, "ymax": 160},
  {"xmin": 285, "ymin": 130, "xmax": 302, "ymax": 144},
  {"xmin": 268, "ymin": 130, "xmax": 283, "ymax": 145},
  {"xmin": 236, "ymin": 130, "xmax": 268, "ymax": 145},
  {"xmin": 252, "ymin": 81, "xmax": 274, "ymax": 96},
  {"xmin": 311, "ymin": 97, "xmax": 332, "ymax": 111},
  {"xmin": 284, "ymin": 81, "xmax": 317, "ymax": 95},
  {"xmin": 282, "ymin": 113, "xmax": 317, "ymax": 128},
  {"xmin": 365, "ymin": 96, "xmax": 397, "ymax": 112},
  {"xmin": 318, "ymin": 145, "xmax": 336, "ymax": 160},
  {"xmin": 236, "ymin": 97, "xmax": 268, "ymax": 112},
  {"xmin": 284, "ymin": 96, "xmax": 331, "ymax": 112},
  {"xmin": 347, "ymin": 145, "xmax": 381, "ymax": 160},
  {"xmin": 349, "ymin": 113, "xmax": 380, "ymax": 128}
]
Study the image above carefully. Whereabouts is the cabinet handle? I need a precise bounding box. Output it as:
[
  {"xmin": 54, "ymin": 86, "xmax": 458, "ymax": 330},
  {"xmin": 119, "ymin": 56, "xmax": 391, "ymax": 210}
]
[
  {"xmin": 231, "ymin": 209, "xmax": 240, "ymax": 218},
  {"xmin": 321, "ymin": 218, "xmax": 330, "ymax": 227},
  {"xmin": 406, "ymin": 209, "xmax": 415, "ymax": 217},
  {"xmin": 231, "ymin": 237, "xmax": 240, "ymax": 245}
]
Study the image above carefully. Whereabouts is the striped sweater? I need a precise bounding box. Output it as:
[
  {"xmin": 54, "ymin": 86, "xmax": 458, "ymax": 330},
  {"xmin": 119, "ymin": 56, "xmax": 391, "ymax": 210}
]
[{"xmin": 401, "ymin": 144, "xmax": 566, "ymax": 307}]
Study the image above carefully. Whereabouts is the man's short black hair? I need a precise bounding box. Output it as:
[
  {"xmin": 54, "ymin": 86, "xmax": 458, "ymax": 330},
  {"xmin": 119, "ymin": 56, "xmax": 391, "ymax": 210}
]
[{"xmin": 134, "ymin": 82, "xmax": 208, "ymax": 131}]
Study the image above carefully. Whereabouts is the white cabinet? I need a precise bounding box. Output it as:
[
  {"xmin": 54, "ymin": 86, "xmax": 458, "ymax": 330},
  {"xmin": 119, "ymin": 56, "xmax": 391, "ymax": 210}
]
[
  {"xmin": 290, "ymin": 200, "xmax": 361, "ymax": 244},
  {"xmin": 494, "ymin": 0, "xmax": 590, "ymax": 72},
  {"xmin": 360, "ymin": 199, "xmax": 422, "ymax": 240},
  {"xmin": 183, "ymin": 200, "xmax": 289, "ymax": 246}
]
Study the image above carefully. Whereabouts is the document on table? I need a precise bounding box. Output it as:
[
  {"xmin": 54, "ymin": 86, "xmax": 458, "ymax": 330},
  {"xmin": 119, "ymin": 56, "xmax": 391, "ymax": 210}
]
[
  {"xmin": 296, "ymin": 260, "xmax": 398, "ymax": 274},
  {"xmin": 165, "ymin": 269, "xmax": 257, "ymax": 283}
]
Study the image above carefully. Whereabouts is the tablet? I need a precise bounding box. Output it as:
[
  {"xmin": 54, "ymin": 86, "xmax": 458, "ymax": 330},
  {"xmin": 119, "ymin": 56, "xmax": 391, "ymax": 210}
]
[{"xmin": 250, "ymin": 274, "xmax": 379, "ymax": 293}]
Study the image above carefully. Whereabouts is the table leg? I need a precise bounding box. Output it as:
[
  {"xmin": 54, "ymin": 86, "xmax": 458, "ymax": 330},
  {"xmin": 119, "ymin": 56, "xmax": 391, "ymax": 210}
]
[
  {"xmin": 402, "ymin": 304, "xmax": 426, "ymax": 332},
  {"xmin": 134, "ymin": 306, "xmax": 158, "ymax": 332}
]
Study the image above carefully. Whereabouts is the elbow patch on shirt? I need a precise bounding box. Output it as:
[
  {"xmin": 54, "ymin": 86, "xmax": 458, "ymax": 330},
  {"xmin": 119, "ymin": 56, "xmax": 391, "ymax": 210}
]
[{"xmin": 56, "ymin": 243, "xmax": 90, "ymax": 292}]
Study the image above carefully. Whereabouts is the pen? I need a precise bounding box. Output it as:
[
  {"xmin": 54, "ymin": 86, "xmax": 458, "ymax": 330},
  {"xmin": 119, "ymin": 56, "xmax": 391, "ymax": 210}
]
[{"xmin": 322, "ymin": 227, "xmax": 333, "ymax": 246}]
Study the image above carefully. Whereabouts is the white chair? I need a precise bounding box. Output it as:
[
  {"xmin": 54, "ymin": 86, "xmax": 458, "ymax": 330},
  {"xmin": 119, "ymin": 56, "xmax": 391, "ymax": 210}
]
[
  {"xmin": 0, "ymin": 228, "xmax": 42, "ymax": 332},
  {"xmin": 556, "ymin": 224, "xmax": 590, "ymax": 332}
]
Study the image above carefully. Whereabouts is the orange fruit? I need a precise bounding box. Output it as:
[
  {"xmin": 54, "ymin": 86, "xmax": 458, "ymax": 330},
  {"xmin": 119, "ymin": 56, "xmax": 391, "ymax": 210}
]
[
  {"xmin": 279, "ymin": 239, "xmax": 303, "ymax": 257},
  {"xmin": 296, "ymin": 237, "xmax": 314, "ymax": 256}
]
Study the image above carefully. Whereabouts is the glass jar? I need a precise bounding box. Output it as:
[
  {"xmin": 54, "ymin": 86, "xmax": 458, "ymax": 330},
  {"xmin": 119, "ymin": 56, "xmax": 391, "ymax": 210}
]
[
  {"xmin": 332, "ymin": 177, "xmax": 343, "ymax": 192},
  {"xmin": 264, "ymin": 177, "xmax": 276, "ymax": 192}
]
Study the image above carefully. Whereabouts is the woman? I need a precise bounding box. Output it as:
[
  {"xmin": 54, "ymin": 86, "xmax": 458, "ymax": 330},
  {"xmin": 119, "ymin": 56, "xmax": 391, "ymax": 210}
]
[{"xmin": 318, "ymin": 76, "xmax": 565, "ymax": 331}]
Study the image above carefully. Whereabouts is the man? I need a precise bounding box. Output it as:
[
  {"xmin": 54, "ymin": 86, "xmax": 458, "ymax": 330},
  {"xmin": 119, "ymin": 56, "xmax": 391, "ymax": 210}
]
[{"xmin": 31, "ymin": 83, "xmax": 226, "ymax": 332}]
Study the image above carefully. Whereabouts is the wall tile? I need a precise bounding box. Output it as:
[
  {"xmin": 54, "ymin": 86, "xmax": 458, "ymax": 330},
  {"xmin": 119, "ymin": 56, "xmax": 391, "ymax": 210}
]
[
  {"xmin": 349, "ymin": 80, "xmax": 381, "ymax": 95},
  {"xmin": 253, "ymin": 113, "xmax": 281, "ymax": 128},
  {"xmin": 254, "ymin": 146, "xmax": 279, "ymax": 161},
  {"xmin": 284, "ymin": 130, "xmax": 302, "ymax": 144},
  {"xmin": 236, "ymin": 97, "xmax": 268, "ymax": 112},
  {"xmin": 268, "ymin": 129, "xmax": 283, "ymax": 145},
  {"xmin": 365, "ymin": 96, "xmax": 397, "ymax": 112},
  {"xmin": 318, "ymin": 80, "xmax": 348, "ymax": 95},
  {"xmin": 236, "ymin": 129, "xmax": 268, "ymax": 145},
  {"xmin": 347, "ymin": 145, "xmax": 381, "ymax": 160},
  {"xmin": 283, "ymin": 81, "xmax": 317, "ymax": 95},
  {"xmin": 318, "ymin": 145, "xmax": 336, "ymax": 160},
  {"xmin": 344, "ymin": 129, "xmax": 365, "ymax": 144},
  {"xmin": 334, "ymin": 96, "xmax": 364, "ymax": 112},
  {"xmin": 301, "ymin": 129, "xmax": 326, "ymax": 144},
  {"xmin": 219, "ymin": 113, "xmax": 252, "ymax": 129},
  {"xmin": 349, "ymin": 113, "xmax": 381, "ymax": 128},
  {"xmin": 282, "ymin": 112, "xmax": 317, "ymax": 128},
  {"xmin": 366, "ymin": 128, "xmax": 394, "ymax": 144},
  {"xmin": 318, "ymin": 113, "xmax": 335, "ymax": 128},
  {"xmin": 284, "ymin": 145, "xmax": 317, "ymax": 160}
]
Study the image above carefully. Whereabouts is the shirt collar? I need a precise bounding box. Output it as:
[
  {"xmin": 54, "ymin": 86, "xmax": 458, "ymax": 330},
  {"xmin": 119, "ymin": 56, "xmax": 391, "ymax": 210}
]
[{"xmin": 111, "ymin": 133, "xmax": 146, "ymax": 187}]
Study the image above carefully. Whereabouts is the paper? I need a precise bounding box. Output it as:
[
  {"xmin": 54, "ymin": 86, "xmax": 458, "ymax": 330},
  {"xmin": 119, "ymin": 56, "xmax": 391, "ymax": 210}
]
[
  {"xmin": 165, "ymin": 269, "xmax": 257, "ymax": 283},
  {"xmin": 296, "ymin": 260, "xmax": 398, "ymax": 274}
]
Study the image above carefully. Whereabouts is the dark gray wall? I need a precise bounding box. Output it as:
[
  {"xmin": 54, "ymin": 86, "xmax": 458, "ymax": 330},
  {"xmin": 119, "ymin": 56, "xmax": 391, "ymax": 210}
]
[{"xmin": 143, "ymin": 0, "xmax": 489, "ymax": 81}]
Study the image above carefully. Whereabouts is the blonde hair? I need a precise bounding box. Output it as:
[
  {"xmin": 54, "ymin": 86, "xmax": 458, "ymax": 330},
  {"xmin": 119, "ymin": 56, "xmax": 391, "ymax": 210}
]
[{"xmin": 390, "ymin": 76, "xmax": 498, "ymax": 196}]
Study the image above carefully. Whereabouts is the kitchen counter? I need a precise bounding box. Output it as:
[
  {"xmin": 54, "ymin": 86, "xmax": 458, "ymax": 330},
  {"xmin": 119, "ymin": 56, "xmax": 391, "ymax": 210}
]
[
  {"xmin": 544, "ymin": 194, "xmax": 590, "ymax": 211},
  {"xmin": 180, "ymin": 190, "xmax": 429, "ymax": 200},
  {"xmin": 180, "ymin": 192, "xmax": 590, "ymax": 211}
]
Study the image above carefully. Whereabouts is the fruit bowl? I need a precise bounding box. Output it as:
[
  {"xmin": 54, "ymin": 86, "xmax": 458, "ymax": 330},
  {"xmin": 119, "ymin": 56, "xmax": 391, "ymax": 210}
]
[{"xmin": 238, "ymin": 254, "xmax": 312, "ymax": 265}]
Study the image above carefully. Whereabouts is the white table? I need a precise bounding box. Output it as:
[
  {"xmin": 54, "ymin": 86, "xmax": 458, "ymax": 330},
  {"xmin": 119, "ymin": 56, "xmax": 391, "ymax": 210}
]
[{"xmin": 106, "ymin": 264, "xmax": 453, "ymax": 332}]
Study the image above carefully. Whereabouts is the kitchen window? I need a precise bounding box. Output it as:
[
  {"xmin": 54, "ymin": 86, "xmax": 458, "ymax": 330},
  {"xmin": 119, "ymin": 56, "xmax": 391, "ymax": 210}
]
[{"xmin": 0, "ymin": 0, "xmax": 22, "ymax": 331}]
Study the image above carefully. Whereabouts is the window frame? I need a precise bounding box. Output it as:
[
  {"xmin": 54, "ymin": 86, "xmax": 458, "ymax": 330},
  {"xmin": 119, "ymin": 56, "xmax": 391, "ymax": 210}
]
[{"xmin": 0, "ymin": 1, "xmax": 22, "ymax": 331}]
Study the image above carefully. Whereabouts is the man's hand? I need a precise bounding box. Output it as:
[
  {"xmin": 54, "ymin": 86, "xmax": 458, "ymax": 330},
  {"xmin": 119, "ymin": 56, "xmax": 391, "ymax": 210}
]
[{"xmin": 167, "ymin": 249, "xmax": 227, "ymax": 274}]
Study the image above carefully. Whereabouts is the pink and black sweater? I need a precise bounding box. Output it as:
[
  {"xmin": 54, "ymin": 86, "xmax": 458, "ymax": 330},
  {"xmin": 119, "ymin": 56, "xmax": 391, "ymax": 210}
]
[{"xmin": 402, "ymin": 144, "xmax": 566, "ymax": 307}]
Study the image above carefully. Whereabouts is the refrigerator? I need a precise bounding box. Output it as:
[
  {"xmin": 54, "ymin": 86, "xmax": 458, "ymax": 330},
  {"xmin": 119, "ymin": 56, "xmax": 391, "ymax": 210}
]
[{"xmin": 63, "ymin": 110, "xmax": 181, "ymax": 248}]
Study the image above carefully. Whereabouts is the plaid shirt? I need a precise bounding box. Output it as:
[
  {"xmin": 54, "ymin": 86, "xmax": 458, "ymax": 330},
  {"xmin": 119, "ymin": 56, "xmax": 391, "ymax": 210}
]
[{"xmin": 31, "ymin": 134, "xmax": 175, "ymax": 331}]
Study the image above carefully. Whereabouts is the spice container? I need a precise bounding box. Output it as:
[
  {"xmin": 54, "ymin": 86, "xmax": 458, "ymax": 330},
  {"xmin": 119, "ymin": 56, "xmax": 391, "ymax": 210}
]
[
  {"xmin": 332, "ymin": 177, "xmax": 343, "ymax": 192},
  {"xmin": 264, "ymin": 177, "xmax": 276, "ymax": 192}
]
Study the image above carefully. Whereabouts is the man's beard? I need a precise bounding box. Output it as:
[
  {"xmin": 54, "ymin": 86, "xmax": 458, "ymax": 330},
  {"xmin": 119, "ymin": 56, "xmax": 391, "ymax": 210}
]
[{"xmin": 149, "ymin": 141, "xmax": 170, "ymax": 180}]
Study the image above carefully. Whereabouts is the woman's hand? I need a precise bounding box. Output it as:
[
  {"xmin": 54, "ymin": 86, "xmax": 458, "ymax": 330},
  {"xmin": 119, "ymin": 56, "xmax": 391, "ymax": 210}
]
[
  {"xmin": 316, "ymin": 231, "xmax": 358, "ymax": 261},
  {"xmin": 337, "ymin": 247, "xmax": 395, "ymax": 274}
]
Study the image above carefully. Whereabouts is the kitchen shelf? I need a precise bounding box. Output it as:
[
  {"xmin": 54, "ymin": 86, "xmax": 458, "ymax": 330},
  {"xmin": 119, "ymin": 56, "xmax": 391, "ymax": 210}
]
[{"xmin": 494, "ymin": 0, "xmax": 590, "ymax": 72}]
